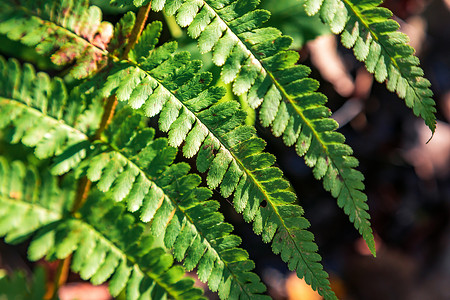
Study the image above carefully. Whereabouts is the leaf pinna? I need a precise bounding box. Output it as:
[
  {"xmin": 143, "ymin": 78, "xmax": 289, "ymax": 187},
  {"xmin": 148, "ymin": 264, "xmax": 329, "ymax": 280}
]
[
  {"xmin": 0, "ymin": 0, "xmax": 113, "ymax": 79},
  {"xmin": 82, "ymin": 107, "xmax": 270, "ymax": 299},
  {"xmin": 303, "ymin": 0, "xmax": 436, "ymax": 133},
  {"xmin": 0, "ymin": 57, "xmax": 103, "ymax": 174},
  {"xmin": 0, "ymin": 158, "xmax": 204, "ymax": 299}
]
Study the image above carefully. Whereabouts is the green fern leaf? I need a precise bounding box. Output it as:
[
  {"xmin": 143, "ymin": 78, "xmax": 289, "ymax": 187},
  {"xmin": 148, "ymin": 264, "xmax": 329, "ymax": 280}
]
[
  {"xmin": 0, "ymin": 158, "xmax": 204, "ymax": 300},
  {"xmin": 110, "ymin": 0, "xmax": 151, "ymax": 8},
  {"xmin": 109, "ymin": 11, "xmax": 137, "ymax": 58},
  {"xmin": 0, "ymin": 56, "xmax": 103, "ymax": 175},
  {"xmin": 0, "ymin": 158, "xmax": 69, "ymax": 245},
  {"xmin": 303, "ymin": 0, "xmax": 436, "ymax": 133},
  {"xmin": 0, "ymin": 56, "xmax": 268, "ymax": 297},
  {"xmin": 80, "ymin": 107, "xmax": 270, "ymax": 299},
  {"xmin": 0, "ymin": 0, "xmax": 113, "ymax": 78},
  {"xmin": 101, "ymin": 20, "xmax": 336, "ymax": 299}
]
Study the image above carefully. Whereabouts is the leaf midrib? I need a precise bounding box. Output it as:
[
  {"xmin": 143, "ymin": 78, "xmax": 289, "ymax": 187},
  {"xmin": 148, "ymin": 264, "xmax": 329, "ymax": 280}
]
[
  {"xmin": 341, "ymin": 0, "xmax": 433, "ymax": 130},
  {"xmin": 4, "ymin": 2, "xmax": 108, "ymax": 62},
  {"xmin": 0, "ymin": 196, "xmax": 62, "ymax": 221},
  {"xmin": 99, "ymin": 139, "xmax": 257, "ymax": 299},
  {"xmin": 0, "ymin": 97, "xmax": 88, "ymax": 141},
  {"xmin": 199, "ymin": 0, "xmax": 372, "ymax": 256}
]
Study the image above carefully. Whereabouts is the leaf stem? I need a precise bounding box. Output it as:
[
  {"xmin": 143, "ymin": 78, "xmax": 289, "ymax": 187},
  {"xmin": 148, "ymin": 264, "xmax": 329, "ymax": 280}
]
[
  {"xmin": 93, "ymin": 94, "xmax": 119, "ymax": 141},
  {"xmin": 47, "ymin": 5, "xmax": 154, "ymax": 297},
  {"xmin": 122, "ymin": 2, "xmax": 152, "ymax": 59},
  {"xmin": 71, "ymin": 176, "xmax": 93, "ymax": 214},
  {"xmin": 93, "ymin": 2, "xmax": 153, "ymax": 141},
  {"xmin": 45, "ymin": 257, "xmax": 72, "ymax": 300},
  {"xmin": 74, "ymin": 2, "xmax": 153, "ymax": 212}
]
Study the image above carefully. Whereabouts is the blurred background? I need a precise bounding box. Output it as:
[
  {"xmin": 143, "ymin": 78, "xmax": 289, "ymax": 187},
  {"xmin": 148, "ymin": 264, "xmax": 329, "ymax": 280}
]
[{"xmin": 0, "ymin": 0, "xmax": 449, "ymax": 299}]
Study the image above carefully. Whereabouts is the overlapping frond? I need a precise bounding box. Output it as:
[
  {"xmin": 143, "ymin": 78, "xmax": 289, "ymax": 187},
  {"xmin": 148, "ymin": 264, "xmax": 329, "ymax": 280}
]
[
  {"xmin": 303, "ymin": 0, "xmax": 436, "ymax": 132},
  {"xmin": 114, "ymin": 0, "xmax": 375, "ymax": 260},
  {"xmin": 0, "ymin": 56, "xmax": 103, "ymax": 175},
  {"xmin": 0, "ymin": 158, "xmax": 204, "ymax": 300},
  {"xmin": 101, "ymin": 21, "xmax": 336, "ymax": 298},
  {"xmin": 0, "ymin": 0, "xmax": 113, "ymax": 78},
  {"xmin": 80, "ymin": 107, "xmax": 269, "ymax": 299},
  {"xmin": 0, "ymin": 158, "xmax": 71, "ymax": 245}
]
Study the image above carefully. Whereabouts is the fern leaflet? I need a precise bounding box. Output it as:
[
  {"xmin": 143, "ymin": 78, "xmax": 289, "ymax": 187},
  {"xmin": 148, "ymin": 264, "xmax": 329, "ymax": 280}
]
[
  {"xmin": 0, "ymin": 0, "xmax": 113, "ymax": 79},
  {"xmin": 303, "ymin": 0, "xmax": 436, "ymax": 133},
  {"xmin": 81, "ymin": 107, "xmax": 270, "ymax": 299},
  {"xmin": 0, "ymin": 158, "xmax": 71, "ymax": 244},
  {"xmin": 0, "ymin": 158, "xmax": 205, "ymax": 300},
  {"xmin": 0, "ymin": 56, "xmax": 103, "ymax": 174}
]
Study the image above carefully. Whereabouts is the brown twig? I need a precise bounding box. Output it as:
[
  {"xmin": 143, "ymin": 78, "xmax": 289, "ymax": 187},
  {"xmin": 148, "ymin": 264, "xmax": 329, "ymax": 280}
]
[{"xmin": 93, "ymin": 1, "xmax": 152, "ymax": 141}]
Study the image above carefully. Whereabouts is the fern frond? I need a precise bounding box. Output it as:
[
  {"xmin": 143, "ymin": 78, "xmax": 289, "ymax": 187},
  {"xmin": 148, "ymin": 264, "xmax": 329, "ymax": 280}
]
[
  {"xmin": 109, "ymin": 11, "xmax": 137, "ymax": 58},
  {"xmin": 303, "ymin": 0, "xmax": 436, "ymax": 132},
  {"xmin": 0, "ymin": 0, "xmax": 113, "ymax": 78},
  {"xmin": 0, "ymin": 56, "xmax": 103, "ymax": 174},
  {"xmin": 110, "ymin": 0, "xmax": 151, "ymax": 8},
  {"xmin": 101, "ymin": 21, "xmax": 336, "ymax": 298},
  {"xmin": 80, "ymin": 107, "xmax": 269, "ymax": 299},
  {"xmin": 0, "ymin": 267, "xmax": 46, "ymax": 299},
  {"xmin": 0, "ymin": 157, "xmax": 71, "ymax": 244},
  {"xmin": 118, "ymin": 0, "xmax": 376, "ymax": 259},
  {"xmin": 0, "ymin": 158, "xmax": 204, "ymax": 300}
]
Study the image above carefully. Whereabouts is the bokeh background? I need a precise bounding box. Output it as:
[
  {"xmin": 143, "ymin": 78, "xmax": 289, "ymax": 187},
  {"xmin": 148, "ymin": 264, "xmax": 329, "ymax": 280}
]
[{"xmin": 0, "ymin": 0, "xmax": 449, "ymax": 299}]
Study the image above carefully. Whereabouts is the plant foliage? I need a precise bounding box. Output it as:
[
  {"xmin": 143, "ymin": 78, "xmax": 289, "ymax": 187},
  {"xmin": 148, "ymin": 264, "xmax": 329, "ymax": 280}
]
[
  {"xmin": 0, "ymin": 0, "xmax": 436, "ymax": 299},
  {"xmin": 0, "ymin": 0, "xmax": 112, "ymax": 79},
  {"xmin": 0, "ymin": 157, "xmax": 204, "ymax": 299},
  {"xmin": 302, "ymin": 0, "xmax": 436, "ymax": 132}
]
